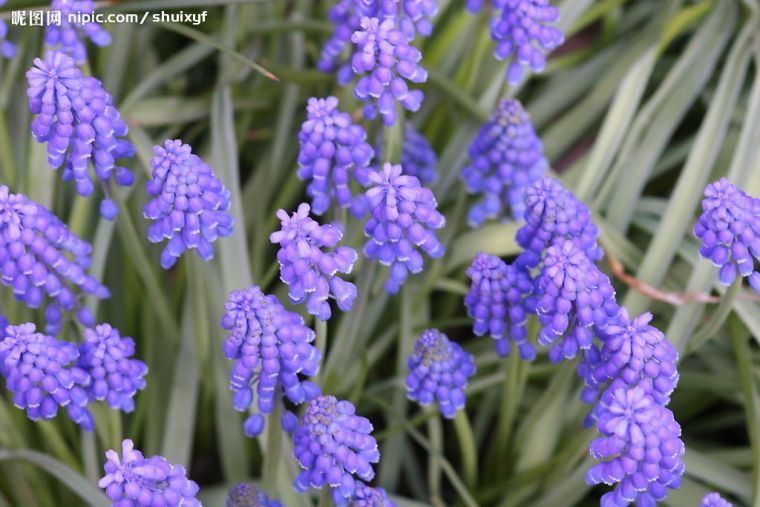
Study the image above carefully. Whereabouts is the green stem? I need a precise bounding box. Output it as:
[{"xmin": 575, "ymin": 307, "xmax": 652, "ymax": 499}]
[
  {"xmin": 453, "ymin": 409, "xmax": 478, "ymax": 490},
  {"xmin": 687, "ymin": 279, "xmax": 742, "ymax": 353},
  {"xmin": 108, "ymin": 409, "xmax": 123, "ymax": 455},
  {"xmin": 427, "ymin": 412, "xmax": 444, "ymax": 507},
  {"xmin": 262, "ymin": 400, "xmax": 283, "ymax": 490},
  {"xmin": 0, "ymin": 111, "xmax": 16, "ymax": 187}
]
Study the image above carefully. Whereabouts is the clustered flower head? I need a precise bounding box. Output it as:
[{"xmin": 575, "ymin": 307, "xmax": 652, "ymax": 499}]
[
  {"xmin": 397, "ymin": 123, "xmax": 437, "ymax": 184},
  {"xmin": 45, "ymin": 0, "xmax": 111, "ymax": 64},
  {"xmin": 351, "ymin": 16, "xmax": 428, "ymax": 125},
  {"xmin": 467, "ymin": 0, "xmax": 564, "ymax": 84},
  {"xmin": 701, "ymin": 493, "xmax": 733, "ymax": 507},
  {"xmin": 298, "ymin": 97, "xmax": 375, "ymax": 217},
  {"xmin": 406, "ymin": 329, "xmax": 475, "ymax": 418},
  {"xmin": 364, "ymin": 163, "xmax": 445, "ymax": 293},
  {"xmin": 26, "ymin": 51, "xmax": 135, "ymax": 219},
  {"xmin": 144, "ymin": 139, "xmax": 234, "ymax": 269},
  {"xmin": 293, "ymin": 395, "xmax": 380, "ymax": 505},
  {"xmin": 77, "ymin": 324, "xmax": 148, "ymax": 413},
  {"xmin": 465, "ymin": 252, "xmax": 534, "ymax": 358},
  {"xmin": 462, "ymin": 99, "xmax": 548, "ymax": 225},
  {"xmin": 531, "ymin": 240, "xmax": 618, "ymax": 363},
  {"xmin": 226, "ymin": 483, "xmax": 282, "ymax": 507},
  {"xmin": 694, "ymin": 178, "xmax": 760, "ymax": 292},
  {"xmin": 0, "ymin": 185, "xmax": 109, "ymax": 334},
  {"xmin": 98, "ymin": 439, "xmax": 201, "ymax": 507},
  {"xmin": 349, "ymin": 483, "xmax": 397, "ymax": 507},
  {"xmin": 586, "ymin": 384, "xmax": 685, "ymax": 507},
  {"xmin": 0, "ymin": 0, "xmax": 16, "ymax": 59},
  {"xmin": 221, "ymin": 286, "xmax": 321, "ymax": 437},
  {"xmin": 516, "ymin": 177, "xmax": 603, "ymax": 268},
  {"xmin": 270, "ymin": 203, "xmax": 358, "ymax": 320},
  {"xmin": 0, "ymin": 323, "xmax": 93, "ymax": 429}
]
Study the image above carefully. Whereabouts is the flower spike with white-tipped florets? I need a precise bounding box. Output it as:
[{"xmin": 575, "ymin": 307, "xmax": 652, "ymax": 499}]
[
  {"xmin": 144, "ymin": 139, "xmax": 234, "ymax": 269},
  {"xmin": 221, "ymin": 286, "xmax": 321, "ymax": 437},
  {"xmin": 270, "ymin": 203, "xmax": 358, "ymax": 321},
  {"xmin": 98, "ymin": 439, "xmax": 201, "ymax": 506},
  {"xmin": 45, "ymin": 0, "xmax": 111, "ymax": 64},
  {"xmin": 350, "ymin": 484, "xmax": 398, "ymax": 506},
  {"xmin": 701, "ymin": 493, "xmax": 733, "ymax": 507}
]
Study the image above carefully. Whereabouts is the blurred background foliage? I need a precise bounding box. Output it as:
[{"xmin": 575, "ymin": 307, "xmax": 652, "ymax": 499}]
[{"xmin": 0, "ymin": 0, "xmax": 759, "ymax": 506}]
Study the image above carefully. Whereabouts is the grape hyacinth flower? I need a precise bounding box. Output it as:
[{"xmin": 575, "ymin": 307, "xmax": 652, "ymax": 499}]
[
  {"xmin": 465, "ymin": 252, "xmax": 535, "ymax": 359},
  {"xmin": 26, "ymin": 51, "xmax": 134, "ymax": 219},
  {"xmin": 586, "ymin": 384, "xmax": 685, "ymax": 507},
  {"xmin": 270, "ymin": 203, "xmax": 358, "ymax": 320},
  {"xmin": 701, "ymin": 493, "xmax": 733, "ymax": 507},
  {"xmin": 144, "ymin": 139, "xmax": 234, "ymax": 269},
  {"xmin": 0, "ymin": 315, "xmax": 7, "ymax": 340},
  {"xmin": 98, "ymin": 439, "xmax": 201, "ymax": 507},
  {"xmin": 694, "ymin": 178, "xmax": 760, "ymax": 292},
  {"xmin": 0, "ymin": 323, "xmax": 93, "ymax": 429},
  {"xmin": 406, "ymin": 329, "xmax": 475, "ymax": 418},
  {"xmin": 77, "ymin": 324, "xmax": 148, "ymax": 413},
  {"xmin": 462, "ymin": 99, "xmax": 548, "ymax": 225},
  {"xmin": 364, "ymin": 163, "xmax": 446, "ymax": 294},
  {"xmin": 350, "ymin": 484, "xmax": 397, "ymax": 507},
  {"xmin": 45, "ymin": 0, "xmax": 111, "ymax": 64},
  {"xmin": 226, "ymin": 483, "xmax": 283, "ymax": 507},
  {"xmin": 0, "ymin": 0, "xmax": 15, "ymax": 59},
  {"xmin": 515, "ymin": 177, "xmax": 603, "ymax": 268},
  {"xmin": 351, "ymin": 16, "xmax": 428, "ymax": 125},
  {"xmin": 221, "ymin": 286, "xmax": 321, "ymax": 437},
  {"xmin": 297, "ymin": 97, "xmax": 374, "ymax": 217},
  {"xmin": 0, "ymin": 185, "xmax": 109, "ymax": 334},
  {"xmin": 485, "ymin": 0, "xmax": 565, "ymax": 84},
  {"xmin": 387, "ymin": 123, "xmax": 437, "ymax": 184},
  {"xmin": 293, "ymin": 395, "xmax": 380, "ymax": 505},
  {"xmin": 532, "ymin": 240, "xmax": 618, "ymax": 362}
]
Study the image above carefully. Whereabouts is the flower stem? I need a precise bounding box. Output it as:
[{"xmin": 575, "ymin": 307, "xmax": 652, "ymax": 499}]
[
  {"xmin": 262, "ymin": 400, "xmax": 283, "ymax": 490},
  {"xmin": 314, "ymin": 318, "xmax": 327, "ymax": 384},
  {"xmin": 317, "ymin": 488, "xmax": 332, "ymax": 507},
  {"xmin": 427, "ymin": 410, "xmax": 444, "ymax": 507},
  {"xmin": 453, "ymin": 409, "xmax": 478, "ymax": 490}
]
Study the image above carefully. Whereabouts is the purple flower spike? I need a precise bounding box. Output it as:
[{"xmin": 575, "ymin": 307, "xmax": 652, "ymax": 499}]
[
  {"xmin": 351, "ymin": 16, "xmax": 428, "ymax": 125},
  {"xmin": 398, "ymin": 123, "xmax": 437, "ymax": 184},
  {"xmin": 144, "ymin": 139, "xmax": 234, "ymax": 269},
  {"xmin": 26, "ymin": 51, "xmax": 135, "ymax": 219},
  {"xmin": 298, "ymin": 97, "xmax": 375, "ymax": 218},
  {"xmin": 221, "ymin": 286, "xmax": 321, "ymax": 437},
  {"xmin": 516, "ymin": 177, "xmax": 603, "ymax": 268},
  {"xmin": 701, "ymin": 493, "xmax": 733, "ymax": 507},
  {"xmin": 532, "ymin": 240, "xmax": 618, "ymax": 363},
  {"xmin": 293, "ymin": 395, "xmax": 381, "ymax": 505},
  {"xmin": 489, "ymin": 0, "xmax": 564, "ymax": 84},
  {"xmin": 0, "ymin": 323, "xmax": 93, "ymax": 430},
  {"xmin": 226, "ymin": 483, "xmax": 283, "ymax": 507},
  {"xmin": 406, "ymin": 329, "xmax": 475, "ymax": 418},
  {"xmin": 462, "ymin": 99, "xmax": 547, "ymax": 225},
  {"xmin": 694, "ymin": 178, "xmax": 760, "ymax": 292},
  {"xmin": 364, "ymin": 163, "xmax": 446, "ymax": 294},
  {"xmin": 0, "ymin": 0, "xmax": 16, "ymax": 59},
  {"xmin": 270, "ymin": 203, "xmax": 358, "ymax": 321},
  {"xmin": 465, "ymin": 252, "xmax": 535, "ymax": 359},
  {"xmin": 45, "ymin": 0, "xmax": 111, "ymax": 64},
  {"xmin": 586, "ymin": 383, "xmax": 685, "ymax": 507},
  {"xmin": 350, "ymin": 483, "xmax": 398, "ymax": 507},
  {"xmin": 0, "ymin": 185, "xmax": 109, "ymax": 334},
  {"xmin": 77, "ymin": 324, "xmax": 148, "ymax": 413},
  {"xmin": 0, "ymin": 316, "xmax": 7, "ymax": 340},
  {"xmin": 99, "ymin": 439, "xmax": 201, "ymax": 507}
]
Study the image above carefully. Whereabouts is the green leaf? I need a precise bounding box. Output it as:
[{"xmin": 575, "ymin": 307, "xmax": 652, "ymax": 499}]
[{"xmin": 446, "ymin": 222, "xmax": 521, "ymax": 272}]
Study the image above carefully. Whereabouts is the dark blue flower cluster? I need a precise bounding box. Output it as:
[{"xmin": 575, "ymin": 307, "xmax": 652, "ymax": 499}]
[
  {"xmin": 293, "ymin": 395, "xmax": 380, "ymax": 505},
  {"xmin": 701, "ymin": 493, "xmax": 733, "ymax": 507},
  {"xmin": 397, "ymin": 123, "xmax": 437, "ymax": 184},
  {"xmin": 0, "ymin": 323, "xmax": 94, "ymax": 429},
  {"xmin": 406, "ymin": 329, "xmax": 475, "ymax": 418},
  {"xmin": 364, "ymin": 162, "xmax": 445, "ymax": 293},
  {"xmin": 350, "ymin": 483, "xmax": 397, "ymax": 506},
  {"xmin": 465, "ymin": 252, "xmax": 534, "ymax": 358},
  {"xmin": 144, "ymin": 139, "xmax": 234, "ymax": 269},
  {"xmin": 77, "ymin": 324, "xmax": 148, "ymax": 413},
  {"xmin": 226, "ymin": 483, "xmax": 283, "ymax": 507},
  {"xmin": 271, "ymin": 203, "xmax": 358, "ymax": 320},
  {"xmin": 516, "ymin": 176, "xmax": 603, "ymax": 268},
  {"xmin": 466, "ymin": 0, "xmax": 564, "ymax": 84},
  {"xmin": 221, "ymin": 286, "xmax": 321, "ymax": 437},
  {"xmin": 694, "ymin": 178, "xmax": 760, "ymax": 292},
  {"xmin": 45, "ymin": 0, "xmax": 111, "ymax": 64},
  {"xmin": 99, "ymin": 439, "xmax": 201, "ymax": 507},
  {"xmin": 26, "ymin": 51, "xmax": 135, "ymax": 220},
  {"xmin": 298, "ymin": 97, "xmax": 375, "ymax": 217},
  {"xmin": 462, "ymin": 99, "xmax": 548, "ymax": 225},
  {"xmin": 0, "ymin": 185, "xmax": 109, "ymax": 334},
  {"xmin": 0, "ymin": 0, "xmax": 15, "ymax": 59}
]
